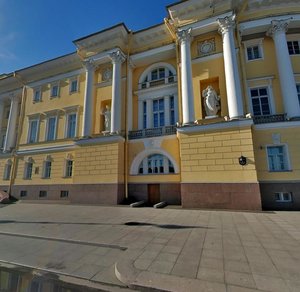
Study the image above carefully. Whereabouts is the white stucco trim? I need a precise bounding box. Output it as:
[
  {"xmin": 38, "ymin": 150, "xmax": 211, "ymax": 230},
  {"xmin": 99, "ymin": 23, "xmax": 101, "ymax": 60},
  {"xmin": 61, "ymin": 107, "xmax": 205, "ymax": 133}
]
[{"xmin": 130, "ymin": 148, "xmax": 179, "ymax": 175}]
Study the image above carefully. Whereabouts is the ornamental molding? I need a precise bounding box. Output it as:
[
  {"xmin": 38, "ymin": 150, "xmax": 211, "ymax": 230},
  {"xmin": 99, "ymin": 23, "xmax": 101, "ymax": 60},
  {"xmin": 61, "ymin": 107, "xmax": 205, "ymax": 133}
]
[
  {"xmin": 267, "ymin": 19, "xmax": 291, "ymax": 37},
  {"xmin": 177, "ymin": 28, "xmax": 192, "ymax": 44},
  {"xmin": 109, "ymin": 50, "xmax": 126, "ymax": 64},
  {"xmin": 218, "ymin": 15, "xmax": 236, "ymax": 35}
]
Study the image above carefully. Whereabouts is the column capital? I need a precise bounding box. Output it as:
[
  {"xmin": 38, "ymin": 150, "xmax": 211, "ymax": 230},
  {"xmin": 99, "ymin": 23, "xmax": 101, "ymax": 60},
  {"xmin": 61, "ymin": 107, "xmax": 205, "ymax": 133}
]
[
  {"xmin": 177, "ymin": 28, "xmax": 192, "ymax": 44},
  {"xmin": 267, "ymin": 19, "xmax": 290, "ymax": 37},
  {"xmin": 109, "ymin": 50, "xmax": 126, "ymax": 64},
  {"xmin": 9, "ymin": 94, "xmax": 19, "ymax": 103},
  {"xmin": 83, "ymin": 59, "xmax": 97, "ymax": 72},
  {"xmin": 218, "ymin": 15, "xmax": 236, "ymax": 35}
]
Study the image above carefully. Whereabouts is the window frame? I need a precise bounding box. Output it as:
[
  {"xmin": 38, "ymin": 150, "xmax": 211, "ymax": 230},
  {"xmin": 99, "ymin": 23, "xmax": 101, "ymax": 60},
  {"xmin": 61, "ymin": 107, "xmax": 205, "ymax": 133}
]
[
  {"xmin": 65, "ymin": 112, "xmax": 77, "ymax": 138},
  {"xmin": 244, "ymin": 39, "xmax": 264, "ymax": 62},
  {"xmin": 24, "ymin": 161, "xmax": 33, "ymax": 180},
  {"xmin": 69, "ymin": 77, "xmax": 79, "ymax": 94},
  {"xmin": 64, "ymin": 159, "xmax": 73, "ymax": 178},
  {"xmin": 27, "ymin": 118, "xmax": 39, "ymax": 144},
  {"xmin": 266, "ymin": 144, "xmax": 291, "ymax": 172},
  {"xmin": 42, "ymin": 160, "xmax": 52, "ymax": 179},
  {"xmin": 33, "ymin": 87, "xmax": 42, "ymax": 103},
  {"xmin": 296, "ymin": 83, "xmax": 300, "ymax": 105},
  {"xmin": 3, "ymin": 160, "xmax": 12, "ymax": 180},
  {"xmin": 50, "ymin": 82, "xmax": 60, "ymax": 98},
  {"xmin": 45, "ymin": 116, "xmax": 58, "ymax": 141},
  {"xmin": 248, "ymin": 84, "xmax": 275, "ymax": 116},
  {"xmin": 274, "ymin": 192, "xmax": 293, "ymax": 203},
  {"xmin": 287, "ymin": 40, "xmax": 300, "ymax": 55},
  {"xmin": 138, "ymin": 154, "xmax": 175, "ymax": 175}
]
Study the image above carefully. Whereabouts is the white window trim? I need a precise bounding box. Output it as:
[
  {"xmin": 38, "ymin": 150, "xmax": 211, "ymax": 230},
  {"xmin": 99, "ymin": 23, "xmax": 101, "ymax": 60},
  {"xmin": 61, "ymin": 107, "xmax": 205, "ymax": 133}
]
[
  {"xmin": 64, "ymin": 112, "xmax": 78, "ymax": 138},
  {"xmin": 275, "ymin": 192, "xmax": 293, "ymax": 203},
  {"xmin": 247, "ymin": 82, "xmax": 275, "ymax": 116},
  {"xmin": 266, "ymin": 143, "xmax": 291, "ymax": 172},
  {"xmin": 23, "ymin": 160, "xmax": 33, "ymax": 180},
  {"xmin": 33, "ymin": 87, "xmax": 42, "ymax": 103},
  {"xmin": 45, "ymin": 115, "xmax": 58, "ymax": 141},
  {"xmin": 69, "ymin": 76, "xmax": 79, "ymax": 94},
  {"xmin": 243, "ymin": 38, "xmax": 264, "ymax": 62},
  {"xmin": 50, "ymin": 82, "xmax": 60, "ymax": 98},
  {"xmin": 3, "ymin": 159, "xmax": 12, "ymax": 180},
  {"xmin": 27, "ymin": 118, "xmax": 40, "ymax": 144}
]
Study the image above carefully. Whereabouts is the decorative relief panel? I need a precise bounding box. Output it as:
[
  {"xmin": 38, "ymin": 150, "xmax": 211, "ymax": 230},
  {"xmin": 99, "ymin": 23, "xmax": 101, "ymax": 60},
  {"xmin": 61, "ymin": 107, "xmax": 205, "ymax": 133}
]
[{"xmin": 198, "ymin": 38, "xmax": 216, "ymax": 56}]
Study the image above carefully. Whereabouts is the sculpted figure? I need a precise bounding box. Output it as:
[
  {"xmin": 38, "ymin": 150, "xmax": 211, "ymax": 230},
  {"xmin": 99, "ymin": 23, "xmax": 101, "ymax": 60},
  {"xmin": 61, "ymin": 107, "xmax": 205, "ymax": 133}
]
[
  {"xmin": 102, "ymin": 105, "xmax": 111, "ymax": 131},
  {"xmin": 202, "ymin": 85, "xmax": 220, "ymax": 117}
]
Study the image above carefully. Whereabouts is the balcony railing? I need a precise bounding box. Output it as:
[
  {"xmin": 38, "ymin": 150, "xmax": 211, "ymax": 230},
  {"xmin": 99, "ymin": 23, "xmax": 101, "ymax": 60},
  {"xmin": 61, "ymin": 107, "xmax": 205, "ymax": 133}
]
[
  {"xmin": 129, "ymin": 125, "xmax": 177, "ymax": 140},
  {"xmin": 253, "ymin": 114, "xmax": 286, "ymax": 124},
  {"xmin": 139, "ymin": 75, "xmax": 177, "ymax": 90}
]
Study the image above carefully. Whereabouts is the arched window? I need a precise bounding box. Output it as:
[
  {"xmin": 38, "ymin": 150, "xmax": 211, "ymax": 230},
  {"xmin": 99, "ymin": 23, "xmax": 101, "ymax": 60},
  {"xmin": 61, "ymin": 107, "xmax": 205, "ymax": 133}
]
[{"xmin": 138, "ymin": 154, "xmax": 175, "ymax": 175}]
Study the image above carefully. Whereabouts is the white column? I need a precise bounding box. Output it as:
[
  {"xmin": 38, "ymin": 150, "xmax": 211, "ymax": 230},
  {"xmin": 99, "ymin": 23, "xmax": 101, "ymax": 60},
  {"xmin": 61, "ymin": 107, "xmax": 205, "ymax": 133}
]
[
  {"xmin": 178, "ymin": 28, "xmax": 195, "ymax": 124},
  {"xmin": 218, "ymin": 15, "xmax": 244, "ymax": 119},
  {"xmin": 267, "ymin": 19, "xmax": 300, "ymax": 118},
  {"xmin": 4, "ymin": 96, "xmax": 19, "ymax": 152},
  {"xmin": 138, "ymin": 100, "xmax": 144, "ymax": 130},
  {"xmin": 127, "ymin": 61, "xmax": 134, "ymax": 132},
  {"xmin": 82, "ymin": 60, "xmax": 96, "ymax": 137},
  {"xmin": 109, "ymin": 50, "xmax": 125, "ymax": 134}
]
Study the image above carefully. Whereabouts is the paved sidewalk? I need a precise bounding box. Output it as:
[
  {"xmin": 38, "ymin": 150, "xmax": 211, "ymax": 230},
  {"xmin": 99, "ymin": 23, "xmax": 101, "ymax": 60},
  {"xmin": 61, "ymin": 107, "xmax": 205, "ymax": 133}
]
[{"xmin": 0, "ymin": 202, "xmax": 299, "ymax": 291}]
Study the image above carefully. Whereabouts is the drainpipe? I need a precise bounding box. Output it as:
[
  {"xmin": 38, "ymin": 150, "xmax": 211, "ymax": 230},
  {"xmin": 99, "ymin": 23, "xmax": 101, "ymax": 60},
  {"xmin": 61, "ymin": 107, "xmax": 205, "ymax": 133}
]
[{"xmin": 8, "ymin": 73, "xmax": 27, "ymax": 199}]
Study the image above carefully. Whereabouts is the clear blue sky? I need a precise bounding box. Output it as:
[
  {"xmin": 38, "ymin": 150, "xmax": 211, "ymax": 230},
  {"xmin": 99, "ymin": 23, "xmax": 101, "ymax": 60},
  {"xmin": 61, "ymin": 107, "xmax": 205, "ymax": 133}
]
[{"xmin": 0, "ymin": 0, "xmax": 175, "ymax": 74}]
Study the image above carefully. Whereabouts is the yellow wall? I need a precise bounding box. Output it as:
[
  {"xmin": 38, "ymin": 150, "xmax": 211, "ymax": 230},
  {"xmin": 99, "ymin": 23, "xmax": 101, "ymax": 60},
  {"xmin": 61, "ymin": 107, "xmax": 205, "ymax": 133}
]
[
  {"xmin": 179, "ymin": 125, "xmax": 258, "ymax": 182},
  {"xmin": 253, "ymin": 126, "xmax": 300, "ymax": 181}
]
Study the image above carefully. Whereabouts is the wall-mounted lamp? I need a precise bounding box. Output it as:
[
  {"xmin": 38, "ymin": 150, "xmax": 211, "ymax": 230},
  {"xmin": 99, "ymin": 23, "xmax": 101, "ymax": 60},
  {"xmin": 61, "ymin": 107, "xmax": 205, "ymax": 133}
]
[{"xmin": 238, "ymin": 156, "xmax": 247, "ymax": 166}]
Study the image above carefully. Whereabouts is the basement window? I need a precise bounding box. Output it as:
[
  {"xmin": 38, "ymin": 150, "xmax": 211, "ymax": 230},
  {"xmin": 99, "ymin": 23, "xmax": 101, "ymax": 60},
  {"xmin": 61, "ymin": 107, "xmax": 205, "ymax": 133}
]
[{"xmin": 275, "ymin": 192, "xmax": 293, "ymax": 202}]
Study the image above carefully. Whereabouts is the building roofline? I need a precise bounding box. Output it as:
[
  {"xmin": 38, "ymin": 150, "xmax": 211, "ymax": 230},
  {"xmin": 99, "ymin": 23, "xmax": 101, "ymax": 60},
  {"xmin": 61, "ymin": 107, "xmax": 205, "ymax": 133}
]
[{"xmin": 73, "ymin": 22, "xmax": 130, "ymax": 43}]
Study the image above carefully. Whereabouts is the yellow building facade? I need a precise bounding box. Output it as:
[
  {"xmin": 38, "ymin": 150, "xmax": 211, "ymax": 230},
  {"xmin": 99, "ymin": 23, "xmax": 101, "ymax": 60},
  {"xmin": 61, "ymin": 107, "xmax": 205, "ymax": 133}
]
[{"xmin": 0, "ymin": 0, "xmax": 300, "ymax": 210}]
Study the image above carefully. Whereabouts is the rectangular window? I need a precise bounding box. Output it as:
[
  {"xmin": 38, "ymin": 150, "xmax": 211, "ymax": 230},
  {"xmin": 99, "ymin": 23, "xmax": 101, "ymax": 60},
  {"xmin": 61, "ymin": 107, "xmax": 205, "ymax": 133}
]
[
  {"xmin": 170, "ymin": 96, "xmax": 175, "ymax": 125},
  {"xmin": 60, "ymin": 190, "xmax": 69, "ymax": 198},
  {"xmin": 46, "ymin": 117, "xmax": 57, "ymax": 141},
  {"xmin": 287, "ymin": 41, "xmax": 300, "ymax": 55},
  {"xmin": 24, "ymin": 162, "xmax": 33, "ymax": 179},
  {"xmin": 267, "ymin": 145, "xmax": 289, "ymax": 172},
  {"xmin": 50, "ymin": 84, "xmax": 59, "ymax": 97},
  {"xmin": 143, "ymin": 101, "xmax": 147, "ymax": 129},
  {"xmin": 153, "ymin": 98, "xmax": 165, "ymax": 128},
  {"xmin": 297, "ymin": 84, "xmax": 300, "ymax": 105},
  {"xmin": 65, "ymin": 160, "xmax": 73, "ymax": 177},
  {"xmin": 33, "ymin": 88, "xmax": 42, "ymax": 102},
  {"xmin": 247, "ymin": 45, "xmax": 261, "ymax": 60},
  {"xmin": 28, "ymin": 120, "xmax": 38, "ymax": 143},
  {"xmin": 3, "ymin": 163, "xmax": 11, "ymax": 180},
  {"xmin": 69, "ymin": 79, "xmax": 78, "ymax": 93},
  {"xmin": 39, "ymin": 190, "xmax": 47, "ymax": 198},
  {"xmin": 275, "ymin": 192, "xmax": 292, "ymax": 202},
  {"xmin": 250, "ymin": 87, "xmax": 271, "ymax": 116},
  {"xmin": 43, "ymin": 161, "xmax": 51, "ymax": 178},
  {"xmin": 66, "ymin": 113, "xmax": 77, "ymax": 138},
  {"xmin": 20, "ymin": 190, "xmax": 27, "ymax": 197}
]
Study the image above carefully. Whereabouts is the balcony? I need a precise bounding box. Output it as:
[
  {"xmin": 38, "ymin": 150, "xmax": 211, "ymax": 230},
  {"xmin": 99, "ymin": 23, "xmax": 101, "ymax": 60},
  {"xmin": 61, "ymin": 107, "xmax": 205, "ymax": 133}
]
[
  {"xmin": 138, "ymin": 75, "xmax": 177, "ymax": 90},
  {"xmin": 253, "ymin": 114, "xmax": 286, "ymax": 124},
  {"xmin": 129, "ymin": 125, "xmax": 177, "ymax": 140}
]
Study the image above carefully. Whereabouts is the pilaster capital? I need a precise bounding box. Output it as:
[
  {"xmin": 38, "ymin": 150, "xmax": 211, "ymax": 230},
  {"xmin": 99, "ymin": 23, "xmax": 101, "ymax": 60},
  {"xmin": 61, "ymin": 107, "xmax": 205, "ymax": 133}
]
[
  {"xmin": 177, "ymin": 28, "xmax": 192, "ymax": 44},
  {"xmin": 9, "ymin": 94, "xmax": 19, "ymax": 103},
  {"xmin": 109, "ymin": 50, "xmax": 126, "ymax": 65},
  {"xmin": 218, "ymin": 15, "xmax": 236, "ymax": 35},
  {"xmin": 83, "ymin": 59, "xmax": 97, "ymax": 72},
  {"xmin": 267, "ymin": 19, "xmax": 290, "ymax": 38}
]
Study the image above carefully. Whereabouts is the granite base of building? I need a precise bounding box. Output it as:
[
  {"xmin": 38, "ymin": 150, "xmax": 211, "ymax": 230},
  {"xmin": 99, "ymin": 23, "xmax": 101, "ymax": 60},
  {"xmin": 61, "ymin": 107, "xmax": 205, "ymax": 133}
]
[
  {"xmin": 260, "ymin": 182, "xmax": 300, "ymax": 210},
  {"xmin": 12, "ymin": 184, "xmax": 125, "ymax": 205},
  {"xmin": 181, "ymin": 183, "xmax": 262, "ymax": 210},
  {"xmin": 128, "ymin": 183, "xmax": 181, "ymax": 205}
]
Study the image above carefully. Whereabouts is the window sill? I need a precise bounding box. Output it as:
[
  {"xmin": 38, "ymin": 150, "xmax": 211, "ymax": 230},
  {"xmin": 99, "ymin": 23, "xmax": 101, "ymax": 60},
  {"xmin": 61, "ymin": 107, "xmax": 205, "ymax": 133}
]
[{"xmin": 268, "ymin": 170, "xmax": 292, "ymax": 172}]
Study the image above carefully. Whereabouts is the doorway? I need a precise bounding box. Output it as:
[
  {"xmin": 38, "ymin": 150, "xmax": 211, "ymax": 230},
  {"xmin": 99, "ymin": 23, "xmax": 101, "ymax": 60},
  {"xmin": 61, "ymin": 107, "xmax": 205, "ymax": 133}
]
[{"xmin": 148, "ymin": 184, "xmax": 160, "ymax": 206}]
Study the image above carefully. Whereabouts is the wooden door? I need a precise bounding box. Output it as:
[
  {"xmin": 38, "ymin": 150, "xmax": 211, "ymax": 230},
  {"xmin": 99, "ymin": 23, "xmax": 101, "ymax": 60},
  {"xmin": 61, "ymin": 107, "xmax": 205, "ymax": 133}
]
[{"xmin": 148, "ymin": 184, "xmax": 160, "ymax": 205}]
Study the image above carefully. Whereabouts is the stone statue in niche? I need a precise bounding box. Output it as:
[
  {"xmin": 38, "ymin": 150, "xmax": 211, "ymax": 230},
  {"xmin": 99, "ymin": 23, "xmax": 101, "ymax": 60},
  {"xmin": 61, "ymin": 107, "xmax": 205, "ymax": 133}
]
[
  {"xmin": 102, "ymin": 105, "xmax": 111, "ymax": 132},
  {"xmin": 202, "ymin": 85, "xmax": 220, "ymax": 117}
]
